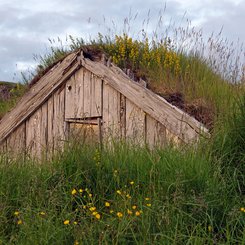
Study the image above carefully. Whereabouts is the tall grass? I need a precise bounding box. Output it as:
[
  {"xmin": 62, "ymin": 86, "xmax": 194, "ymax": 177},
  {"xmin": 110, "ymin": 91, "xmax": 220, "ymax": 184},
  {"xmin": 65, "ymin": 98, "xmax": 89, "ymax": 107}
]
[
  {"xmin": 211, "ymin": 94, "xmax": 245, "ymax": 197},
  {"xmin": 0, "ymin": 141, "xmax": 244, "ymax": 244}
]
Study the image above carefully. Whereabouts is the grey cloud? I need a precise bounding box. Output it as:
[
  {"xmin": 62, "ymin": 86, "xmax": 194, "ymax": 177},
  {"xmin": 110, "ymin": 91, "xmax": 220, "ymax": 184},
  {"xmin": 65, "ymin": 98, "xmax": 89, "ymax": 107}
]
[
  {"xmin": 0, "ymin": 0, "xmax": 244, "ymax": 81},
  {"xmin": 200, "ymin": 1, "xmax": 245, "ymax": 42}
]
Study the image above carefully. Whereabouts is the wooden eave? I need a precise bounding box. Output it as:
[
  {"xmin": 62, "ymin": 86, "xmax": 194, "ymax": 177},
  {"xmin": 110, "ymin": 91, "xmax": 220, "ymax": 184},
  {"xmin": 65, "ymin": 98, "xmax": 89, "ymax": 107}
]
[{"xmin": 0, "ymin": 50, "xmax": 209, "ymax": 145}]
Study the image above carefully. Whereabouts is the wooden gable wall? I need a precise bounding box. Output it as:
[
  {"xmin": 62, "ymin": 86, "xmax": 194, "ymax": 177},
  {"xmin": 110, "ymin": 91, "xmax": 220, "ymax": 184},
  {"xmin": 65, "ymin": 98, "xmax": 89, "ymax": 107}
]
[
  {"xmin": 0, "ymin": 65, "xmax": 183, "ymax": 159},
  {"xmin": 101, "ymin": 83, "xmax": 180, "ymax": 146}
]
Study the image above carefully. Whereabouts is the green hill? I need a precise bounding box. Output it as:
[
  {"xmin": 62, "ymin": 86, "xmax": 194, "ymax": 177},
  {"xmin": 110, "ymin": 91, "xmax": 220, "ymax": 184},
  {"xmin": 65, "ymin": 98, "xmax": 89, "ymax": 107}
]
[{"xmin": 0, "ymin": 81, "xmax": 26, "ymax": 120}]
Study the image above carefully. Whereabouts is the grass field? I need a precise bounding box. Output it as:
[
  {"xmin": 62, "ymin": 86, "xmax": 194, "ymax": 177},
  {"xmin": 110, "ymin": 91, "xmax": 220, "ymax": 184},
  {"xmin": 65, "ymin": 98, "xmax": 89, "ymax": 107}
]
[
  {"xmin": 0, "ymin": 106, "xmax": 244, "ymax": 244},
  {"xmin": 0, "ymin": 96, "xmax": 245, "ymax": 244}
]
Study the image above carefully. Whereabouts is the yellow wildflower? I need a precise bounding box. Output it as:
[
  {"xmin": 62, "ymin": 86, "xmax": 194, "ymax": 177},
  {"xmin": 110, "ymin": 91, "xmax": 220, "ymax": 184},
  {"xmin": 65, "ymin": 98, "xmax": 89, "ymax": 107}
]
[
  {"xmin": 117, "ymin": 212, "xmax": 123, "ymax": 218},
  {"xmin": 146, "ymin": 203, "xmax": 152, "ymax": 207},
  {"xmin": 73, "ymin": 221, "xmax": 78, "ymax": 225},
  {"xmin": 240, "ymin": 207, "xmax": 245, "ymax": 212},
  {"xmin": 208, "ymin": 225, "xmax": 212, "ymax": 232},
  {"xmin": 110, "ymin": 210, "xmax": 114, "ymax": 214},
  {"xmin": 105, "ymin": 202, "xmax": 110, "ymax": 207},
  {"xmin": 116, "ymin": 190, "xmax": 122, "ymax": 195},
  {"xmin": 132, "ymin": 205, "xmax": 137, "ymax": 210},
  {"xmin": 39, "ymin": 211, "xmax": 46, "ymax": 216},
  {"xmin": 17, "ymin": 220, "xmax": 22, "ymax": 225},
  {"xmin": 135, "ymin": 211, "xmax": 141, "ymax": 216},
  {"xmin": 95, "ymin": 213, "xmax": 101, "ymax": 220},
  {"xmin": 79, "ymin": 189, "xmax": 83, "ymax": 193},
  {"xmin": 14, "ymin": 211, "xmax": 20, "ymax": 216},
  {"xmin": 89, "ymin": 207, "xmax": 96, "ymax": 212},
  {"xmin": 88, "ymin": 193, "xmax": 93, "ymax": 198},
  {"xmin": 127, "ymin": 209, "xmax": 133, "ymax": 215},
  {"xmin": 82, "ymin": 205, "xmax": 86, "ymax": 209},
  {"xmin": 126, "ymin": 194, "xmax": 131, "ymax": 199},
  {"xmin": 71, "ymin": 189, "xmax": 77, "ymax": 195},
  {"xmin": 145, "ymin": 197, "xmax": 150, "ymax": 201},
  {"xmin": 63, "ymin": 220, "xmax": 70, "ymax": 225},
  {"xmin": 74, "ymin": 241, "xmax": 79, "ymax": 245},
  {"xmin": 92, "ymin": 211, "xmax": 98, "ymax": 215},
  {"xmin": 129, "ymin": 181, "xmax": 134, "ymax": 185}
]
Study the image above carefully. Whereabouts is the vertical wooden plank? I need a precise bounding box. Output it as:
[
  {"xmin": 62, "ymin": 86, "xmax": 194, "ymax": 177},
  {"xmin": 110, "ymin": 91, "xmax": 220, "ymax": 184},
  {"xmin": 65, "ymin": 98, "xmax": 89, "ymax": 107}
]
[
  {"xmin": 47, "ymin": 94, "xmax": 54, "ymax": 155},
  {"xmin": 90, "ymin": 73, "xmax": 95, "ymax": 117},
  {"xmin": 146, "ymin": 115, "xmax": 157, "ymax": 147},
  {"xmin": 83, "ymin": 69, "xmax": 91, "ymax": 117},
  {"xmin": 120, "ymin": 94, "xmax": 126, "ymax": 139},
  {"xmin": 102, "ymin": 84, "xmax": 121, "ymax": 141},
  {"xmin": 166, "ymin": 128, "xmax": 181, "ymax": 145},
  {"xmin": 26, "ymin": 109, "xmax": 42, "ymax": 158},
  {"xmin": 102, "ymin": 82, "xmax": 110, "ymax": 138},
  {"xmin": 109, "ymin": 85, "xmax": 121, "ymax": 136},
  {"xmin": 146, "ymin": 115, "xmax": 166, "ymax": 148},
  {"xmin": 53, "ymin": 87, "xmax": 66, "ymax": 152},
  {"xmin": 40, "ymin": 102, "xmax": 48, "ymax": 158},
  {"xmin": 126, "ymin": 99, "xmax": 145, "ymax": 144},
  {"xmin": 98, "ymin": 118, "xmax": 103, "ymax": 147},
  {"xmin": 6, "ymin": 123, "xmax": 26, "ymax": 155},
  {"xmin": 76, "ymin": 68, "xmax": 84, "ymax": 117},
  {"xmin": 65, "ymin": 73, "xmax": 78, "ymax": 118},
  {"xmin": 91, "ymin": 74, "xmax": 102, "ymax": 116},
  {"xmin": 26, "ymin": 102, "xmax": 48, "ymax": 159}
]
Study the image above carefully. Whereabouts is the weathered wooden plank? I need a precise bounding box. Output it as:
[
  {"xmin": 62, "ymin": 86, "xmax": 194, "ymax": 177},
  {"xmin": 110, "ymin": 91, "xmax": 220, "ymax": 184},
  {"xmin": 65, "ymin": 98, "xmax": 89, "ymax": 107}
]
[
  {"xmin": 91, "ymin": 74, "xmax": 102, "ymax": 117},
  {"xmin": 146, "ymin": 115, "xmax": 166, "ymax": 147},
  {"xmin": 0, "ymin": 52, "xmax": 81, "ymax": 143},
  {"xmin": 120, "ymin": 94, "xmax": 126, "ymax": 139},
  {"xmin": 47, "ymin": 94, "xmax": 54, "ymax": 155},
  {"xmin": 40, "ymin": 102, "xmax": 48, "ymax": 152},
  {"xmin": 102, "ymin": 84, "xmax": 121, "ymax": 140},
  {"xmin": 65, "ymin": 73, "xmax": 78, "ymax": 118},
  {"xmin": 6, "ymin": 123, "xmax": 26, "ymax": 155},
  {"xmin": 102, "ymin": 82, "xmax": 109, "ymax": 137},
  {"xmin": 25, "ymin": 102, "xmax": 48, "ymax": 159},
  {"xmin": 65, "ymin": 68, "xmax": 85, "ymax": 118},
  {"xmin": 53, "ymin": 87, "xmax": 66, "ymax": 153},
  {"xmin": 109, "ymin": 85, "xmax": 121, "ymax": 135},
  {"xmin": 166, "ymin": 128, "xmax": 182, "ymax": 145},
  {"xmin": 83, "ymin": 69, "xmax": 91, "ymax": 117},
  {"xmin": 76, "ymin": 68, "xmax": 84, "ymax": 117},
  {"xmin": 26, "ymin": 109, "xmax": 41, "ymax": 158},
  {"xmin": 126, "ymin": 99, "xmax": 145, "ymax": 144},
  {"xmin": 80, "ymin": 56, "xmax": 209, "ymax": 143}
]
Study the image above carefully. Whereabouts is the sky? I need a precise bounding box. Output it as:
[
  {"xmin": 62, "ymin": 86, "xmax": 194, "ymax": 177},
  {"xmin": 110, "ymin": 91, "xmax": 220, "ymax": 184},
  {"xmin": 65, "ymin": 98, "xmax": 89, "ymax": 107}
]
[{"xmin": 0, "ymin": 0, "xmax": 244, "ymax": 82}]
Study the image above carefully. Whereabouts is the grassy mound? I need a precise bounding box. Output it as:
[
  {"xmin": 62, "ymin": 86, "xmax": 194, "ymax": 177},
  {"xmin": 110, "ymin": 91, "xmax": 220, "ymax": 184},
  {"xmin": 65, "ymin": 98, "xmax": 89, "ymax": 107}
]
[{"xmin": 31, "ymin": 30, "xmax": 244, "ymax": 128}]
